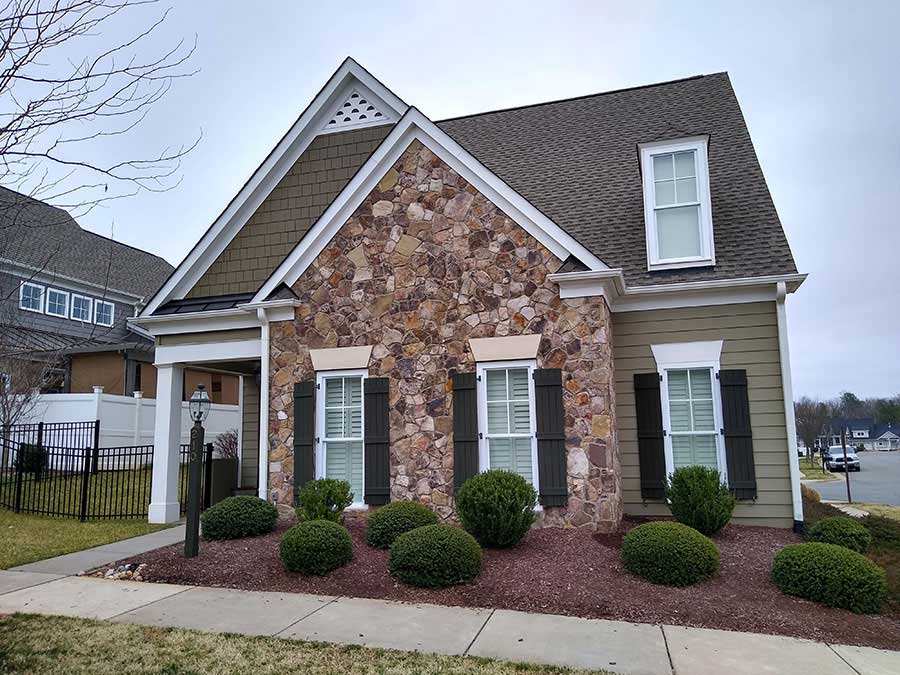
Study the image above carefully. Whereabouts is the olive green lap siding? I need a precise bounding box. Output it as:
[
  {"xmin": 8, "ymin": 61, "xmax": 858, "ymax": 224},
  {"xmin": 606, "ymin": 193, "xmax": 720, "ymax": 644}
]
[
  {"xmin": 240, "ymin": 376, "xmax": 260, "ymax": 489},
  {"xmin": 613, "ymin": 301, "xmax": 793, "ymax": 528},
  {"xmin": 189, "ymin": 125, "xmax": 393, "ymax": 297}
]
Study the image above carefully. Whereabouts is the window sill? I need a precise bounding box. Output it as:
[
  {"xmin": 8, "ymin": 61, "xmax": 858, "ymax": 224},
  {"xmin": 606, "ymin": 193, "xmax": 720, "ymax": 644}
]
[
  {"xmin": 346, "ymin": 503, "xmax": 369, "ymax": 511},
  {"xmin": 19, "ymin": 305, "xmax": 43, "ymax": 314},
  {"xmin": 648, "ymin": 258, "xmax": 715, "ymax": 272}
]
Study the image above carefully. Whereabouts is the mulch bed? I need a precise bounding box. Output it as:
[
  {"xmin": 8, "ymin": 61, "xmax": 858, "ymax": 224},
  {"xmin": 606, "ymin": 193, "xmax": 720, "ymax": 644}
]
[{"xmin": 114, "ymin": 516, "xmax": 900, "ymax": 651}]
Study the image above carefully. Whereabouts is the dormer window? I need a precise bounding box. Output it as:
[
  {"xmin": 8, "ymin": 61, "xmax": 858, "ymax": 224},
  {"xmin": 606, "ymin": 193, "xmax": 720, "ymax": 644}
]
[{"xmin": 640, "ymin": 136, "xmax": 714, "ymax": 270}]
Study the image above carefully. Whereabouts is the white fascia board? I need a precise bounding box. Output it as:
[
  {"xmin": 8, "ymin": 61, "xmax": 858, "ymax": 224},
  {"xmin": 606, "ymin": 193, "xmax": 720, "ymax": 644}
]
[
  {"xmin": 130, "ymin": 299, "xmax": 298, "ymax": 336},
  {"xmin": 154, "ymin": 338, "xmax": 261, "ymax": 366},
  {"xmin": 253, "ymin": 108, "xmax": 607, "ymax": 302},
  {"xmin": 140, "ymin": 57, "xmax": 408, "ymax": 317},
  {"xmin": 550, "ymin": 270, "xmax": 807, "ymax": 312}
]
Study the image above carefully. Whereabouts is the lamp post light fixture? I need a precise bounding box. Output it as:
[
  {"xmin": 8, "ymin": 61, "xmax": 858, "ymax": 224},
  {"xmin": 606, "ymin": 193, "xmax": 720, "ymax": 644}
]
[{"xmin": 185, "ymin": 383, "xmax": 211, "ymax": 558}]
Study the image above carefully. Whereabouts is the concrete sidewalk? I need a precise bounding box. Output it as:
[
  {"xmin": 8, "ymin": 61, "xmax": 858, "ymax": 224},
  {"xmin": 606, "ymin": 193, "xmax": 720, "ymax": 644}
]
[{"xmin": 1, "ymin": 569, "xmax": 899, "ymax": 675}]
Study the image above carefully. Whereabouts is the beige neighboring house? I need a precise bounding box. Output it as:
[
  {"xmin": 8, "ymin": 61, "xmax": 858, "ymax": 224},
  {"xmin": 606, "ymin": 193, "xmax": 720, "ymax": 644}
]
[{"xmin": 133, "ymin": 58, "xmax": 806, "ymax": 531}]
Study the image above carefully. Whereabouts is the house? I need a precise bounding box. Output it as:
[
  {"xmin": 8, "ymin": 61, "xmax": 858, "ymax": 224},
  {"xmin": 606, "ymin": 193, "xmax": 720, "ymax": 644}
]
[
  {"xmin": 134, "ymin": 58, "xmax": 806, "ymax": 531},
  {"xmin": 0, "ymin": 187, "xmax": 240, "ymax": 406},
  {"xmin": 819, "ymin": 418, "xmax": 900, "ymax": 451}
]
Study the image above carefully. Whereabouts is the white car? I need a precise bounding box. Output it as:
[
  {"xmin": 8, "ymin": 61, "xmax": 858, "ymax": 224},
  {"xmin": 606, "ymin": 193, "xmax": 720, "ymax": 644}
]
[{"xmin": 824, "ymin": 446, "xmax": 861, "ymax": 472}]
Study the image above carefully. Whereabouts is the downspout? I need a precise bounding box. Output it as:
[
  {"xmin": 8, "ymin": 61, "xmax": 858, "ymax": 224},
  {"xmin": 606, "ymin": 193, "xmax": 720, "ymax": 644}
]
[
  {"xmin": 257, "ymin": 307, "xmax": 270, "ymax": 501},
  {"xmin": 776, "ymin": 282, "xmax": 804, "ymax": 531}
]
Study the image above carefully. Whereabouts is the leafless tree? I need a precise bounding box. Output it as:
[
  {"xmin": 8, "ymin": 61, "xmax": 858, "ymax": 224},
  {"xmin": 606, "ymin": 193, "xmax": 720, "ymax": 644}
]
[
  {"xmin": 794, "ymin": 396, "xmax": 828, "ymax": 456},
  {"xmin": 212, "ymin": 428, "xmax": 238, "ymax": 460}
]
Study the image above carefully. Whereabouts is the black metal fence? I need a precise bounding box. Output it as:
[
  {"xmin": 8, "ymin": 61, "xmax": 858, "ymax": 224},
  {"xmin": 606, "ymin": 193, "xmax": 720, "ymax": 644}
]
[{"xmin": 0, "ymin": 422, "xmax": 212, "ymax": 521}]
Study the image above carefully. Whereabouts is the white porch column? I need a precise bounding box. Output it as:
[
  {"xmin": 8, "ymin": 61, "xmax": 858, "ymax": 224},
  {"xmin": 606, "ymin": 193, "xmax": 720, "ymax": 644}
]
[
  {"xmin": 257, "ymin": 309, "xmax": 270, "ymax": 500},
  {"xmin": 149, "ymin": 363, "xmax": 184, "ymax": 523}
]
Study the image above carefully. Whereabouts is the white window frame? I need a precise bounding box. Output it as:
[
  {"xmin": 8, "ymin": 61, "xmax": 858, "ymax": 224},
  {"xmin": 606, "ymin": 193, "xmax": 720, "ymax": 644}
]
[
  {"xmin": 45, "ymin": 287, "xmax": 69, "ymax": 318},
  {"xmin": 651, "ymin": 341, "xmax": 727, "ymax": 482},
  {"xmin": 640, "ymin": 136, "xmax": 715, "ymax": 271},
  {"xmin": 94, "ymin": 300, "xmax": 115, "ymax": 327},
  {"xmin": 475, "ymin": 359, "xmax": 541, "ymax": 494},
  {"xmin": 18, "ymin": 282, "xmax": 44, "ymax": 313},
  {"xmin": 315, "ymin": 368, "xmax": 367, "ymax": 509},
  {"xmin": 70, "ymin": 294, "xmax": 93, "ymax": 323}
]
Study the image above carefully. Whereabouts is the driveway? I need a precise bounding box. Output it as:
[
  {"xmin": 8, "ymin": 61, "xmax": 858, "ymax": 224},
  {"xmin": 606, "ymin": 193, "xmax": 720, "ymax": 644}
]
[{"xmin": 807, "ymin": 451, "xmax": 900, "ymax": 505}]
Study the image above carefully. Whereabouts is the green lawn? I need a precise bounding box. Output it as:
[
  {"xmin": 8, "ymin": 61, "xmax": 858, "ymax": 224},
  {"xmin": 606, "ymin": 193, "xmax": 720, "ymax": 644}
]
[
  {"xmin": 0, "ymin": 510, "xmax": 167, "ymax": 569},
  {"xmin": 0, "ymin": 614, "xmax": 608, "ymax": 675},
  {"xmin": 804, "ymin": 495, "xmax": 900, "ymax": 617},
  {"xmin": 798, "ymin": 455, "xmax": 837, "ymax": 481}
]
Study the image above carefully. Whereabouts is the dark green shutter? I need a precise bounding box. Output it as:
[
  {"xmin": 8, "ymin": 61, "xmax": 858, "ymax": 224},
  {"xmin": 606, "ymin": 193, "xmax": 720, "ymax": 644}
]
[
  {"xmin": 364, "ymin": 377, "xmax": 391, "ymax": 505},
  {"xmin": 534, "ymin": 368, "xmax": 568, "ymax": 507},
  {"xmin": 720, "ymin": 369, "xmax": 757, "ymax": 500},
  {"xmin": 452, "ymin": 372, "xmax": 479, "ymax": 491},
  {"xmin": 293, "ymin": 381, "xmax": 316, "ymax": 504},
  {"xmin": 634, "ymin": 373, "xmax": 666, "ymax": 500}
]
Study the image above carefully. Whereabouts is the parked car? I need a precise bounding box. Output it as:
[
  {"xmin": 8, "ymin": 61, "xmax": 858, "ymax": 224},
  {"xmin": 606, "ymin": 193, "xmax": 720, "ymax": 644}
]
[{"xmin": 824, "ymin": 446, "xmax": 861, "ymax": 472}]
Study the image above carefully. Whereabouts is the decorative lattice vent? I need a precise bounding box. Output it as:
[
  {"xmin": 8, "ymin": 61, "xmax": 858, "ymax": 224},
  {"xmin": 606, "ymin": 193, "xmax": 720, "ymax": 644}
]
[{"xmin": 325, "ymin": 91, "xmax": 386, "ymax": 129}]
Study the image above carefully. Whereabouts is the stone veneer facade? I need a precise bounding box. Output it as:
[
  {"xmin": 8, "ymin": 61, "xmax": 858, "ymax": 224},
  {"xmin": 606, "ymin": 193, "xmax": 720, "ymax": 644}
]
[{"xmin": 267, "ymin": 140, "xmax": 622, "ymax": 531}]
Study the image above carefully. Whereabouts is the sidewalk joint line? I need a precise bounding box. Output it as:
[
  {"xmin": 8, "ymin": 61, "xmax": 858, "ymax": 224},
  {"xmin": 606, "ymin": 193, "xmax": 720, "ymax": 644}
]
[
  {"xmin": 463, "ymin": 608, "xmax": 494, "ymax": 656},
  {"xmin": 275, "ymin": 594, "xmax": 344, "ymax": 637},
  {"xmin": 659, "ymin": 625, "xmax": 676, "ymax": 675},
  {"xmin": 105, "ymin": 584, "xmax": 194, "ymax": 621},
  {"xmin": 826, "ymin": 643, "xmax": 862, "ymax": 675}
]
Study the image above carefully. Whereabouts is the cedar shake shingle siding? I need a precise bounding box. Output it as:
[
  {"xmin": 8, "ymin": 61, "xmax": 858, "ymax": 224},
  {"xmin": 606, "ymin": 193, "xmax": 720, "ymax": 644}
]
[
  {"xmin": 189, "ymin": 125, "xmax": 392, "ymax": 297},
  {"xmin": 613, "ymin": 302, "xmax": 792, "ymax": 528}
]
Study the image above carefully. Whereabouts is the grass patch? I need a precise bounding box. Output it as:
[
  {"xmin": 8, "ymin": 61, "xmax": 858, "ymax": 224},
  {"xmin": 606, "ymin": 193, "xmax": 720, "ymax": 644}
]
[
  {"xmin": 0, "ymin": 614, "xmax": 609, "ymax": 675},
  {"xmin": 798, "ymin": 456, "xmax": 836, "ymax": 481},
  {"xmin": 804, "ymin": 495, "xmax": 900, "ymax": 617},
  {"xmin": 0, "ymin": 510, "xmax": 167, "ymax": 570}
]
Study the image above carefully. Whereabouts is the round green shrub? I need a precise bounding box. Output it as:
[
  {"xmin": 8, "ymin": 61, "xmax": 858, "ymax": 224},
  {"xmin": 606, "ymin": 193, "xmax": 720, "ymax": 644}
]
[
  {"xmin": 772, "ymin": 542, "xmax": 886, "ymax": 614},
  {"xmin": 807, "ymin": 517, "xmax": 872, "ymax": 553},
  {"xmin": 200, "ymin": 495, "xmax": 278, "ymax": 541},
  {"xmin": 366, "ymin": 500, "xmax": 439, "ymax": 549},
  {"xmin": 295, "ymin": 478, "xmax": 353, "ymax": 522},
  {"xmin": 279, "ymin": 520, "xmax": 353, "ymax": 575},
  {"xmin": 455, "ymin": 470, "xmax": 536, "ymax": 548},
  {"xmin": 664, "ymin": 466, "xmax": 736, "ymax": 536},
  {"xmin": 621, "ymin": 521, "xmax": 719, "ymax": 586},
  {"xmin": 389, "ymin": 524, "xmax": 482, "ymax": 588}
]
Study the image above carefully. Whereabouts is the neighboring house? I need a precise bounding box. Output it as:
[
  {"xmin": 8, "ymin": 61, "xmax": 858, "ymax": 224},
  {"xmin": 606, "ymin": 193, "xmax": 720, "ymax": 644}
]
[
  {"xmin": 819, "ymin": 418, "xmax": 900, "ymax": 451},
  {"xmin": 134, "ymin": 58, "xmax": 806, "ymax": 531},
  {"xmin": 0, "ymin": 187, "xmax": 239, "ymax": 406}
]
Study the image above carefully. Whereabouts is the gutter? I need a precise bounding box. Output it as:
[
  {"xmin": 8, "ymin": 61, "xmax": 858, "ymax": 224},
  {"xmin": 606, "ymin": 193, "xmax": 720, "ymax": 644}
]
[{"xmin": 776, "ymin": 281, "xmax": 804, "ymax": 530}]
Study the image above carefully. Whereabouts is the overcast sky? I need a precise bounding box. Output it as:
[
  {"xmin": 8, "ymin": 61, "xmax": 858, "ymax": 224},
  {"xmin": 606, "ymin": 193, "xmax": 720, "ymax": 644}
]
[{"xmin": 64, "ymin": 0, "xmax": 899, "ymax": 400}]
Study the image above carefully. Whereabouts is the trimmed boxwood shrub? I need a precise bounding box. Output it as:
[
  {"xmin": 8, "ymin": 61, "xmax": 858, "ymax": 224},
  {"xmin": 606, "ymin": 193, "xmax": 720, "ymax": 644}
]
[
  {"xmin": 807, "ymin": 517, "xmax": 872, "ymax": 553},
  {"xmin": 295, "ymin": 478, "xmax": 353, "ymax": 522},
  {"xmin": 664, "ymin": 466, "xmax": 736, "ymax": 536},
  {"xmin": 621, "ymin": 521, "xmax": 719, "ymax": 586},
  {"xmin": 200, "ymin": 495, "xmax": 278, "ymax": 540},
  {"xmin": 366, "ymin": 500, "xmax": 438, "ymax": 549},
  {"xmin": 279, "ymin": 520, "xmax": 353, "ymax": 575},
  {"xmin": 772, "ymin": 542, "xmax": 886, "ymax": 614},
  {"xmin": 455, "ymin": 470, "xmax": 536, "ymax": 548},
  {"xmin": 389, "ymin": 524, "xmax": 482, "ymax": 588}
]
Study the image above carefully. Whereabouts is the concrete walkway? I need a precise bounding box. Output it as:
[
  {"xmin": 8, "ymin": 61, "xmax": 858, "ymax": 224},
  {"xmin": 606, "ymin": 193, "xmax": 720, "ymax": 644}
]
[{"xmin": 1, "ymin": 526, "xmax": 899, "ymax": 675}]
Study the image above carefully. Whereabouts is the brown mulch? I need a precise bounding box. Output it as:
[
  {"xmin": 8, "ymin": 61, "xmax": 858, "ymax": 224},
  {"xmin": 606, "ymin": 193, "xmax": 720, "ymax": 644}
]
[{"xmin": 115, "ymin": 517, "xmax": 900, "ymax": 652}]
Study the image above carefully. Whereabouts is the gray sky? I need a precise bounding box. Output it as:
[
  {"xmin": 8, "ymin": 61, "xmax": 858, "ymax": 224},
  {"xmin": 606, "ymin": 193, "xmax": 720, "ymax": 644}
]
[{"xmin": 70, "ymin": 0, "xmax": 900, "ymax": 400}]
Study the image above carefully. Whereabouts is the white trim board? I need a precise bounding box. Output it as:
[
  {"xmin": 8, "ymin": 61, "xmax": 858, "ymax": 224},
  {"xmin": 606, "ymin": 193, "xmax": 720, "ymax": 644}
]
[
  {"xmin": 140, "ymin": 58, "xmax": 408, "ymax": 317},
  {"xmin": 253, "ymin": 107, "xmax": 607, "ymax": 302}
]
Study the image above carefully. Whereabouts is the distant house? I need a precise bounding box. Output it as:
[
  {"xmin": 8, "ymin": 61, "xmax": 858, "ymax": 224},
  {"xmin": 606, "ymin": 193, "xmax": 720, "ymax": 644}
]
[
  {"xmin": 0, "ymin": 187, "xmax": 239, "ymax": 405},
  {"xmin": 818, "ymin": 418, "xmax": 900, "ymax": 451}
]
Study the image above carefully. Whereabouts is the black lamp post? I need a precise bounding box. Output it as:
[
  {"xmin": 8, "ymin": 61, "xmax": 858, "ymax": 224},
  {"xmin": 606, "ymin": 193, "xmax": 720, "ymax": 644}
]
[{"xmin": 185, "ymin": 383, "xmax": 211, "ymax": 558}]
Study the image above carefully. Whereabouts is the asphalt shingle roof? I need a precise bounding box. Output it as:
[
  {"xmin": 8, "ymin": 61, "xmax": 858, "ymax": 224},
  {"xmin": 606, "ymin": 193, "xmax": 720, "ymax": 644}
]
[
  {"xmin": 0, "ymin": 187, "xmax": 173, "ymax": 300},
  {"xmin": 437, "ymin": 73, "xmax": 797, "ymax": 286}
]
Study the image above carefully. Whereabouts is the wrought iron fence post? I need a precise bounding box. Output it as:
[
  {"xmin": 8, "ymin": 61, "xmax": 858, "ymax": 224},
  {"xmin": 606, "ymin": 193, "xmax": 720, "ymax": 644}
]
[
  {"xmin": 13, "ymin": 440, "xmax": 24, "ymax": 513},
  {"xmin": 203, "ymin": 442, "xmax": 213, "ymax": 510},
  {"xmin": 90, "ymin": 420, "xmax": 100, "ymax": 474},
  {"xmin": 35, "ymin": 422, "xmax": 44, "ymax": 481},
  {"xmin": 79, "ymin": 446, "xmax": 91, "ymax": 521}
]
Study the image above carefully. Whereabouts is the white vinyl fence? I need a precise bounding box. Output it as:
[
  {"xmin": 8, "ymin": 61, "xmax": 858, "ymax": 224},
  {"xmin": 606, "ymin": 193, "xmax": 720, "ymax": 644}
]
[{"xmin": 19, "ymin": 386, "xmax": 240, "ymax": 449}]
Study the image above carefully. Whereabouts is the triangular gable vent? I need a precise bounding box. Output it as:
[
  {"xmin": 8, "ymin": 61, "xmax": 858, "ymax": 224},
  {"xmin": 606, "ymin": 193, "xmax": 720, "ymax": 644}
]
[{"xmin": 324, "ymin": 91, "xmax": 387, "ymax": 130}]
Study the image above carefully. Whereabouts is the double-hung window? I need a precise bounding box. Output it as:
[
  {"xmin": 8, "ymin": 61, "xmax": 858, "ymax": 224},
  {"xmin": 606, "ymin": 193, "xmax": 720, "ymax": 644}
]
[
  {"xmin": 316, "ymin": 370, "xmax": 365, "ymax": 505},
  {"xmin": 476, "ymin": 360, "xmax": 539, "ymax": 488},
  {"xmin": 71, "ymin": 294, "xmax": 92, "ymax": 322},
  {"xmin": 46, "ymin": 288, "xmax": 69, "ymax": 318},
  {"xmin": 664, "ymin": 368, "xmax": 721, "ymax": 472},
  {"xmin": 94, "ymin": 300, "xmax": 114, "ymax": 327},
  {"xmin": 19, "ymin": 282, "xmax": 44, "ymax": 313},
  {"xmin": 640, "ymin": 137, "xmax": 714, "ymax": 270}
]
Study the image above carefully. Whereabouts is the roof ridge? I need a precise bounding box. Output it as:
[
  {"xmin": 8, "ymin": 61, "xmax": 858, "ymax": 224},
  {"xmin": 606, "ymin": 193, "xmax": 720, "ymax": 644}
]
[{"xmin": 436, "ymin": 72, "xmax": 727, "ymax": 124}]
